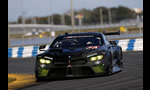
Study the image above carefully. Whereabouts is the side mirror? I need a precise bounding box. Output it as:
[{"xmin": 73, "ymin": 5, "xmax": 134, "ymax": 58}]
[
  {"xmin": 109, "ymin": 40, "xmax": 117, "ymax": 46},
  {"xmin": 39, "ymin": 44, "xmax": 47, "ymax": 51}
]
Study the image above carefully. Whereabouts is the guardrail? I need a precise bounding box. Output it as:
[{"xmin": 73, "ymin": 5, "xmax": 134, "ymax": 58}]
[
  {"xmin": 9, "ymin": 21, "xmax": 143, "ymax": 34},
  {"xmin": 8, "ymin": 38, "xmax": 143, "ymax": 58}
]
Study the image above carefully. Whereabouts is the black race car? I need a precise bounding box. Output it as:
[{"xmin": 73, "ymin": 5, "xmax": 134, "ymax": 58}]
[{"xmin": 35, "ymin": 31, "xmax": 123, "ymax": 81}]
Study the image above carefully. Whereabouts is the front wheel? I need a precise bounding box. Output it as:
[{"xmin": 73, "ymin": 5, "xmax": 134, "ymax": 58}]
[
  {"xmin": 117, "ymin": 60, "xmax": 123, "ymax": 71},
  {"xmin": 117, "ymin": 48, "xmax": 123, "ymax": 70},
  {"xmin": 106, "ymin": 65, "xmax": 112, "ymax": 76},
  {"xmin": 35, "ymin": 75, "xmax": 44, "ymax": 82},
  {"xmin": 106, "ymin": 54, "xmax": 113, "ymax": 76}
]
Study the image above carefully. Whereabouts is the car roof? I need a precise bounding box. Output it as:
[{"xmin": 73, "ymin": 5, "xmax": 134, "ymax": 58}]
[{"xmin": 60, "ymin": 32, "xmax": 103, "ymax": 37}]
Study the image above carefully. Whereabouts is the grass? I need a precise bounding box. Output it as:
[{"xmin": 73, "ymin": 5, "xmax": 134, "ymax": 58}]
[
  {"xmin": 8, "ymin": 74, "xmax": 36, "ymax": 90},
  {"xmin": 8, "ymin": 77, "xmax": 16, "ymax": 84}
]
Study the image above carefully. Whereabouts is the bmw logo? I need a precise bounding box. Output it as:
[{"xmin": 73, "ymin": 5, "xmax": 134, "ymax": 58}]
[{"xmin": 68, "ymin": 56, "xmax": 71, "ymax": 59}]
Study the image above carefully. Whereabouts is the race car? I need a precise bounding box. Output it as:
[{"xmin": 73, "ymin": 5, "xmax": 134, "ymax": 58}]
[{"xmin": 35, "ymin": 31, "xmax": 123, "ymax": 81}]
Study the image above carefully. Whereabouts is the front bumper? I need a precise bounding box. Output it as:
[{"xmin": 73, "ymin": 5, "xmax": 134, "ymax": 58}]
[{"xmin": 35, "ymin": 62, "xmax": 107, "ymax": 78}]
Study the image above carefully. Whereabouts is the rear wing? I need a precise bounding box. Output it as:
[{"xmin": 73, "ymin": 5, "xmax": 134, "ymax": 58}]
[{"xmin": 103, "ymin": 30, "xmax": 120, "ymax": 35}]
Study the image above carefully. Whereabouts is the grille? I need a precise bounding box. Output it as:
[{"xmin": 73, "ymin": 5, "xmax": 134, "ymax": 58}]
[
  {"xmin": 71, "ymin": 59, "xmax": 87, "ymax": 65},
  {"xmin": 53, "ymin": 59, "xmax": 87, "ymax": 66},
  {"xmin": 53, "ymin": 60, "xmax": 68, "ymax": 66},
  {"xmin": 73, "ymin": 67, "xmax": 94, "ymax": 76},
  {"xmin": 49, "ymin": 68, "xmax": 67, "ymax": 77}
]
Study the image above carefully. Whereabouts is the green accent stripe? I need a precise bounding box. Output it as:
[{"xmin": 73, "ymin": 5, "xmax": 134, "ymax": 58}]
[
  {"xmin": 92, "ymin": 65, "xmax": 104, "ymax": 73},
  {"xmin": 38, "ymin": 69, "xmax": 49, "ymax": 76}
]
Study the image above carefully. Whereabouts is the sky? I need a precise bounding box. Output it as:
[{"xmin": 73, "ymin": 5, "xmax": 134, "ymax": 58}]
[{"xmin": 8, "ymin": 0, "xmax": 143, "ymax": 22}]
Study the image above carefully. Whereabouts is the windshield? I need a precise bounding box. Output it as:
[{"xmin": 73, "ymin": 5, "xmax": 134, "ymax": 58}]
[{"xmin": 51, "ymin": 37, "xmax": 102, "ymax": 48}]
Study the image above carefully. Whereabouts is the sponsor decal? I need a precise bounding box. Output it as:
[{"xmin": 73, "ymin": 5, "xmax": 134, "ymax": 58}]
[{"xmin": 86, "ymin": 46, "xmax": 99, "ymax": 49}]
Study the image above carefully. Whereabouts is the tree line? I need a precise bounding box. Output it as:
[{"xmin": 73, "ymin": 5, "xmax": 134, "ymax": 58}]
[{"xmin": 12, "ymin": 6, "xmax": 143, "ymax": 25}]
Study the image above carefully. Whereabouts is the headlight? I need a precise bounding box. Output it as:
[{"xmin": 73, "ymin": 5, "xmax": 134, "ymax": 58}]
[
  {"xmin": 90, "ymin": 57, "xmax": 97, "ymax": 61},
  {"xmin": 45, "ymin": 60, "xmax": 51, "ymax": 64},
  {"xmin": 40, "ymin": 59, "xmax": 46, "ymax": 64},
  {"xmin": 90, "ymin": 55, "xmax": 103, "ymax": 61},
  {"xmin": 39, "ymin": 59, "xmax": 51, "ymax": 64},
  {"xmin": 97, "ymin": 55, "xmax": 103, "ymax": 60}
]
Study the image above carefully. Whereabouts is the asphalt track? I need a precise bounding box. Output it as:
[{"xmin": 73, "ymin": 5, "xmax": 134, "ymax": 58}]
[{"xmin": 8, "ymin": 51, "xmax": 143, "ymax": 90}]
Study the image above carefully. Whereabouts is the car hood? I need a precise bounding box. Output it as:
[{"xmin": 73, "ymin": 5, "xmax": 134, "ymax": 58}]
[{"xmin": 40, "ymin": 47, "xmax": 103, "ymax": 59}]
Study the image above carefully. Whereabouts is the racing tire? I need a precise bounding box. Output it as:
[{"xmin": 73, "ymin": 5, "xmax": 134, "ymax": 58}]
[
  {"xmin": 117, "ymin": 48, "xmax": 123, "ymax": 71},
  {"xmin": 35, "ymin": 76, "xmax": 43, "ymax": 82},
  {"xmin": 35, "ymin": 74, "xmax": 46, "ymax": 82},
  {"xmin": 106, "ymin": 53, "xmax": 113, "ymax": 76}
]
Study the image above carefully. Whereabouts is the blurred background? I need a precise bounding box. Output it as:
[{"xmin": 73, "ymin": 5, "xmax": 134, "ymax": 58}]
[{"xmin": 8, "ymin": 0, "xmax": 143, "ymax": 47}]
